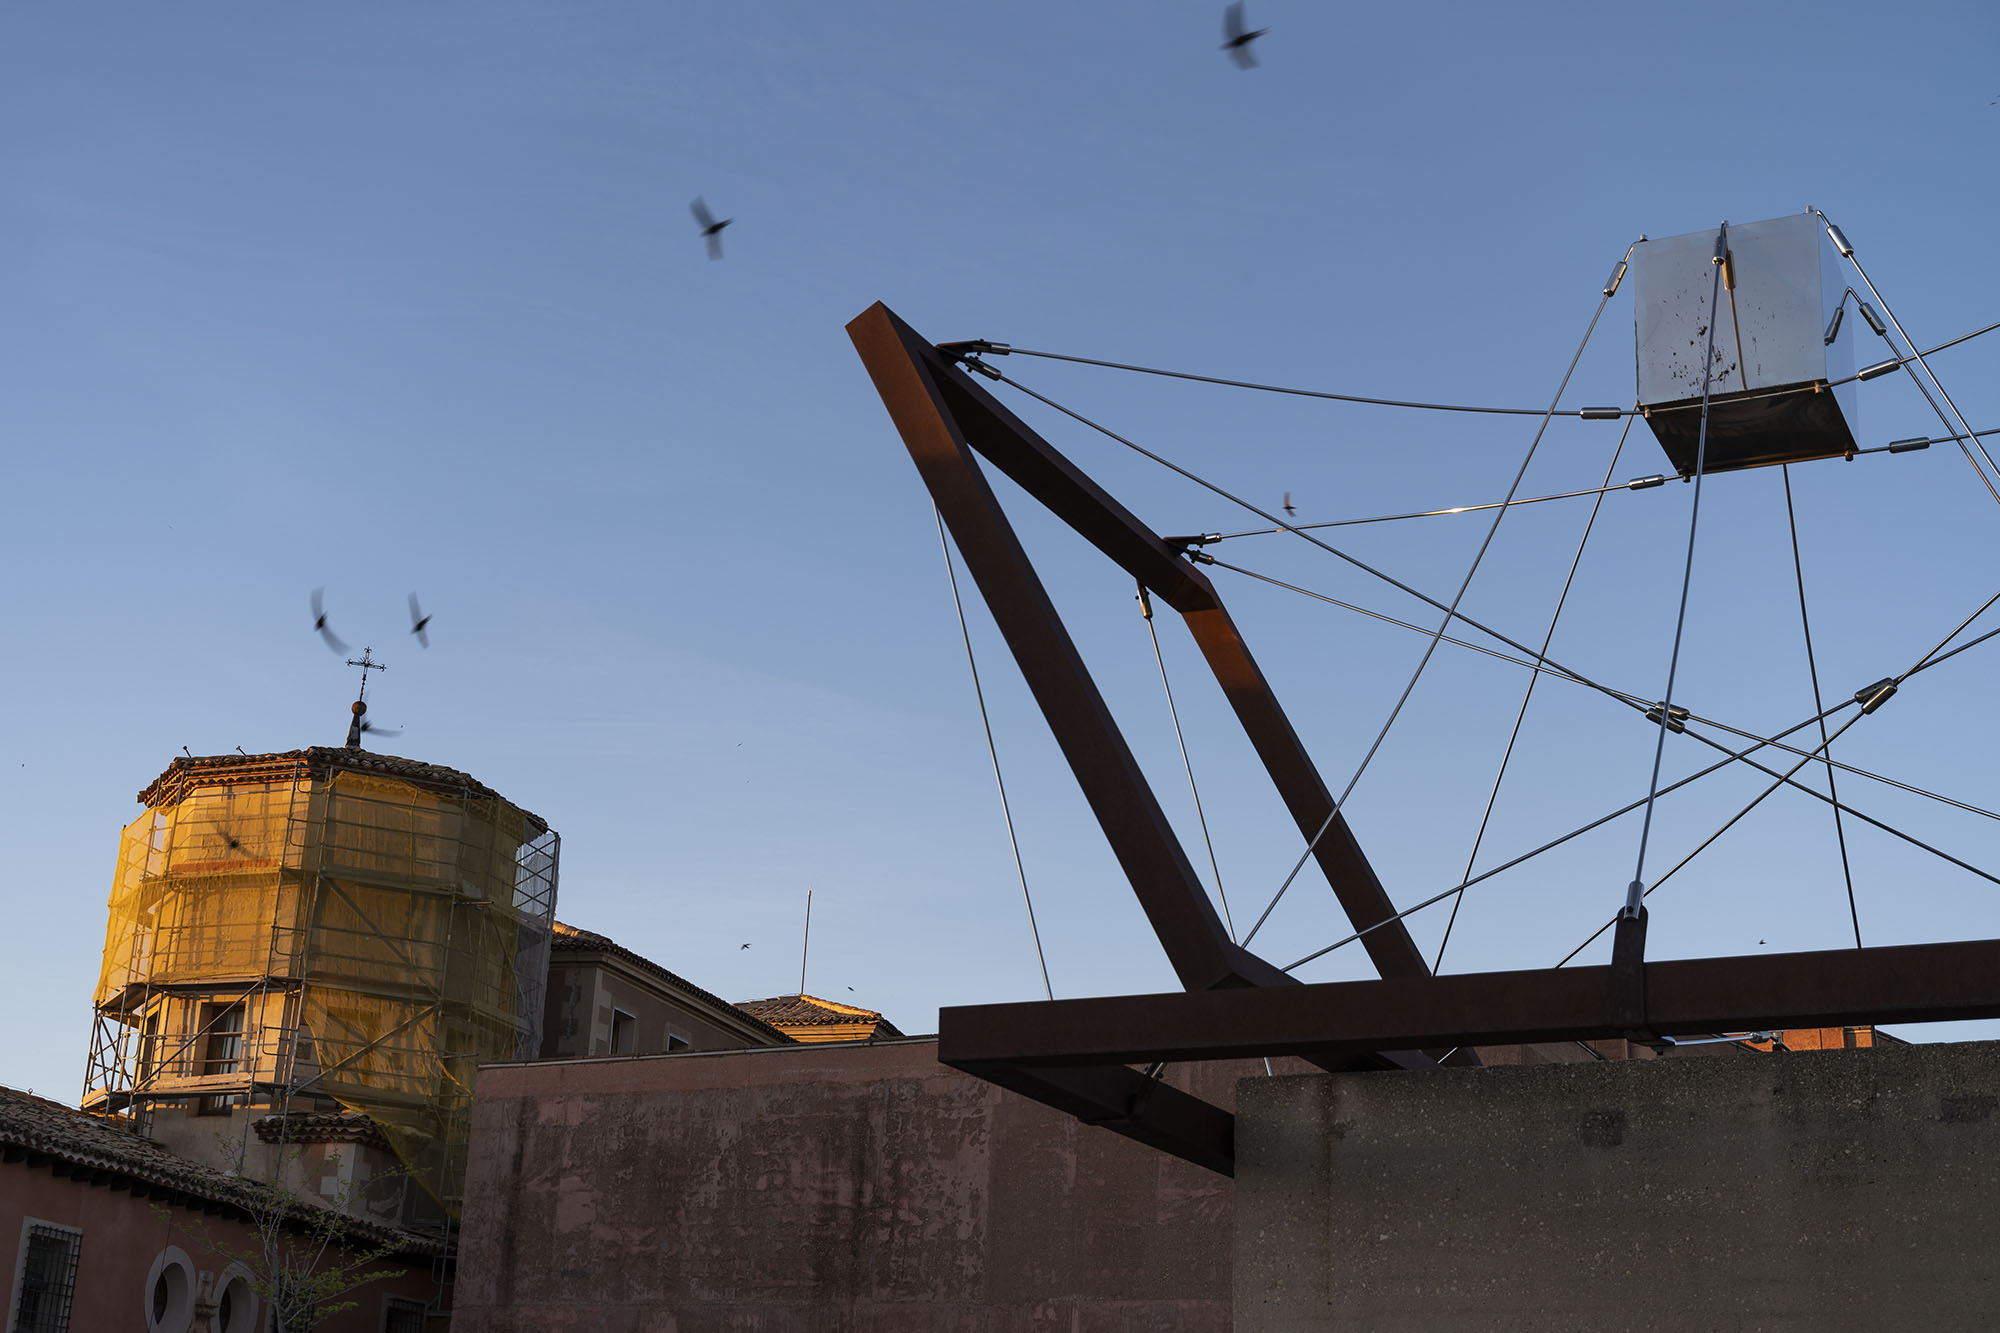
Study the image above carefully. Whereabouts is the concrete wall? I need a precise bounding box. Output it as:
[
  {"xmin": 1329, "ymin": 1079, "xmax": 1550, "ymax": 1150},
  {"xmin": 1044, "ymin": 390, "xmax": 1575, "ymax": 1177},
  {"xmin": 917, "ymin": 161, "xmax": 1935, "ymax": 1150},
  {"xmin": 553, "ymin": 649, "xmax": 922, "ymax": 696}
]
[
  {"xmin": 1235, "ymin": 1041, "xmax": 2000, "ymax": 1331},
  {"xmin": 459, "ymin": 1038, "xmax": 1248, "ymax": 1331}
]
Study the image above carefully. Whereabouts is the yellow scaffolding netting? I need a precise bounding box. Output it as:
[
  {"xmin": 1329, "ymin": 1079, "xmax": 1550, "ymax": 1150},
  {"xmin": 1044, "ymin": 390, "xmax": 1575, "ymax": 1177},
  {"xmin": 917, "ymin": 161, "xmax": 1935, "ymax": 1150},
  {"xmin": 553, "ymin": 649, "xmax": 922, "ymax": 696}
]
[{"xmin": 91, "ymin": 755, "xmax": 558, "ymax": 1213}]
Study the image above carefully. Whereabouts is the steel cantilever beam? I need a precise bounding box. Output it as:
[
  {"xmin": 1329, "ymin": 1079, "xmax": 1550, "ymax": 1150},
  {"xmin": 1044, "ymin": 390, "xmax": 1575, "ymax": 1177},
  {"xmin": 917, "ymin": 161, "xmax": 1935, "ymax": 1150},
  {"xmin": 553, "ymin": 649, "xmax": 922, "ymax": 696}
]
[
  {"xmin": 849, "ymin": 303, "xmax": 1427, "ymax": 985},
  {"xmin": 849, "ymin": 302, "xmax": 2000, "ymax": 1178},
  {"xmin": 849, "ymin": 301, "xmax": 1442, "ymax": 1170}
]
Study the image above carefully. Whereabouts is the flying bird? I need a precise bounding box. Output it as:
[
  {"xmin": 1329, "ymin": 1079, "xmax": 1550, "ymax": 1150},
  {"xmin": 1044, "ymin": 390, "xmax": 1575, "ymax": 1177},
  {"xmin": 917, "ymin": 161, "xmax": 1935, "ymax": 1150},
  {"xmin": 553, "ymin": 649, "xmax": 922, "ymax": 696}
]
[
  {"xmin": 360, "ymin": 719, "xmax": 402, "ymax": 738},
  {"xmin": 310, "ymin": 588, "xmax": 350, "ymax": 656},
  {"xmin": 1222, "ymin": 2, "xmax": 1268, "ymax": 69},
  {"xmin": 691, "ymin": 197, "xmax": 733, "ymax": 260},
  {"xmin": 740, "ymin": 943, "xmax": 752, "ymax": 950},
  {"xmin": 1283, "ymin": 491, "xmax": 1297, "ymax": 517},
  {"xmin": 409, "ymin": 593, "xmax": 433, "ymax": 649}
]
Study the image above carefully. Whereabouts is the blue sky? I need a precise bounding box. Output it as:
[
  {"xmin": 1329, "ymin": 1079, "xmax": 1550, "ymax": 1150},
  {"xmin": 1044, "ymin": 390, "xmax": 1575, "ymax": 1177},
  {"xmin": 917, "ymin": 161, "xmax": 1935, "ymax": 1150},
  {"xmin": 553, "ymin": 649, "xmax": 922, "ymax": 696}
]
[{"xmin": 5, "ymin": 3, "xmax": 1999, "ymax": 1098}]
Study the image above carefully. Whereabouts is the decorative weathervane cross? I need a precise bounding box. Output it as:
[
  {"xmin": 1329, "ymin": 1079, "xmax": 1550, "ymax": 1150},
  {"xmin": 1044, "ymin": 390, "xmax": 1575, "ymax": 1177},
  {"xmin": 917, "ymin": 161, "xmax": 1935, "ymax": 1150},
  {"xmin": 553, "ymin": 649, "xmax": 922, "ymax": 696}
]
[{"xmin": 346, "ymin": 647, "xmax": 387, "ymax": 703}]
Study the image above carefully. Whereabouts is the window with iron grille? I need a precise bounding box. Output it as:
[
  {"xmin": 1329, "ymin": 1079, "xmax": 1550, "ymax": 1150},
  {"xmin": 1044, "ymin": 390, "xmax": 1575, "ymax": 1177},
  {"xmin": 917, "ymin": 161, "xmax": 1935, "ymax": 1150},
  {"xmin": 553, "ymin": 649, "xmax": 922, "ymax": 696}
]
[
  {"xmin": 9, "ymin": 1221, "xmax": 82, "ymax": 1333},
  {"xmin": 381, "ymin": 1295, "xmax": 426, "ymax": 1333}
]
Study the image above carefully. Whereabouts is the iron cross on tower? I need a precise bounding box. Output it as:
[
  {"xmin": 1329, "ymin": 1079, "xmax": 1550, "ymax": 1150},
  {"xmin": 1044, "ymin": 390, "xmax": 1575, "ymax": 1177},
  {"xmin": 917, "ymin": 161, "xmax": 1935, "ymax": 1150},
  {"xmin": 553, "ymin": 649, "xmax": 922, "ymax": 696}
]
[{"xmin": 343, "ymin": 647, "xmax": 387, "ymax": 748}]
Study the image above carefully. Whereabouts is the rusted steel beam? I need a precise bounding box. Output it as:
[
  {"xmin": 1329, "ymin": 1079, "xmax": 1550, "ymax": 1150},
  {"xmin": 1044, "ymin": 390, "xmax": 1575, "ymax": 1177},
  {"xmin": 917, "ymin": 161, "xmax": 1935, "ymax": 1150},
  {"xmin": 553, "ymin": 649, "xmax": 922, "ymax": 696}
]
[
  {"xmin": 938, "ymin": 937, "xmax": 2000, "ymax": 1069},
  {"xmin": 966, "ymin": 1062, "xmax": 1238, "ymax": 1176},
  {"xmin": 1180, "ymin": 604, "xmax": 1425, "ymax": 980},
  {"xmin": 848, "ymin": 302, "xmax": 1275, "ymax": 992},
  {"xmin": 848, "ymin": 302, "xmax": 1425, "ymax": 983}
]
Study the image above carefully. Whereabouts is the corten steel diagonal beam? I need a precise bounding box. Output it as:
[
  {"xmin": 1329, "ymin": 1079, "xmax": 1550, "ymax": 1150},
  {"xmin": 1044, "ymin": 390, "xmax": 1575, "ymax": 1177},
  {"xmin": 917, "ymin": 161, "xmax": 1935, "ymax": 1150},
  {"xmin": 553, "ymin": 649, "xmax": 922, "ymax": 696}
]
[
  {"xmin": 848, "ymin": 302, "xmax": 1428, "ymax": 984},
  {"xmin": 850, "ymin": 302, "xmax": 1280, "ymax": 994}
]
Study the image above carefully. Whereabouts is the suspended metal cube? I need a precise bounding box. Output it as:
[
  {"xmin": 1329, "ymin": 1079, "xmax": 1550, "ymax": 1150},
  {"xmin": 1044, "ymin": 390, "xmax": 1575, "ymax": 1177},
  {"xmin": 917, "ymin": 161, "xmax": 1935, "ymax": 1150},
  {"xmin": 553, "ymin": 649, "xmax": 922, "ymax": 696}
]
[{"xmin": 1635, "ymin": 212, "xmax": 1859, "ymax": 476}]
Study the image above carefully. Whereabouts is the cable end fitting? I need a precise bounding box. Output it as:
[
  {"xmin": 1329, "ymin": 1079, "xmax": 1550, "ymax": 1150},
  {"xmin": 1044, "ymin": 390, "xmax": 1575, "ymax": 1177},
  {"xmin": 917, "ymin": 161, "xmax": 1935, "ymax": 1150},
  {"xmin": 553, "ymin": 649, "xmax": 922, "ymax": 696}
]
[
  {"xmin": 935, "ymin": 339, "xmax": 1011, "ymax": 358},
  {"xmin": 961, "ymin": 357, "xmax": 1003, "ymax": 381},
  {"xmin": 1854, "ymin": 677, "xmax": 1898, "ymax": 714},
  {"xmin": 1887, "ymin": 437, "xmax": 1931, "ymax": 454},
  {"xmin": 1579, "ymin": 406, "xmax": 1623, "ymax": 420},
  {"xmin": 1857, "ymin": 357, "xmax": 1902, "ymax": 382},
  {"xmin": 1162, "ymin": 533, "xmax": 1222, "ymax": 552},
  {"xmin": 1626, "ymin": 474, "xmax": 1668, "ymax": 491},
  {"xmin": 1858, "ymin": 301, "xmax": 1887, "ymax": 337},
  {"xmin": 1620, "ymin": 879, "xmax": 1646, "ymax": 921}
]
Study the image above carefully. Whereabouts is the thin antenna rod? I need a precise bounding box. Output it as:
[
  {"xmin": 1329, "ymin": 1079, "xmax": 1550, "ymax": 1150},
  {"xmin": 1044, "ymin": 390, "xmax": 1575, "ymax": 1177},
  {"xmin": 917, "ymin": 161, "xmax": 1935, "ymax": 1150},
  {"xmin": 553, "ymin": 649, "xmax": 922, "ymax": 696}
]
[{"xmin": 799, "ymin": 888, "xmax": 812, "ymax": 996}]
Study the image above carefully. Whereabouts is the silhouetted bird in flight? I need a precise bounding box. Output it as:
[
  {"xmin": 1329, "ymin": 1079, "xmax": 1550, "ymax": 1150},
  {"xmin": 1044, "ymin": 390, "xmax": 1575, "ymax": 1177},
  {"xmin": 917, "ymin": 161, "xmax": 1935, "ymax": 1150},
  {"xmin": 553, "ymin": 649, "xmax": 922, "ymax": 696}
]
[
  {"xmin": 691, "ymin": 197, "xmax": 733, "ymax": 260},
  {"xmin": 409, "ymin": 593, "xmax": 433, "ymax": 648},
  {"xmin": 360, "ymin": 719, "xmax": 401, "ymax": 739},
  {"xmin": 1222, "ymin": 2, "xmax": 1268, "ymax": 69},
  {"xmin": 1283, "ymin": 491, "xmax": 1297, "ymax": 517},
  {"xmin": 310, "ymin": 587, "xmax": 350, "ymax": 656},
  {"xmin": 740, "ymin": 943, "xmax": 752, "ymax": 950}
]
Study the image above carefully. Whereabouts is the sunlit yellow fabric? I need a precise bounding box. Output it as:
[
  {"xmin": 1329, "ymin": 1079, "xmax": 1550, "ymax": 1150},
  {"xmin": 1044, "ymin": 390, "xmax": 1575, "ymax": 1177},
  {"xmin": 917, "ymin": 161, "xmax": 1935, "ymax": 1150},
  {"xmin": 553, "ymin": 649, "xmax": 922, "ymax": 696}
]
[{"xmin": 94, "ymin": 764, "xmax": 555, "ymax": 1211}]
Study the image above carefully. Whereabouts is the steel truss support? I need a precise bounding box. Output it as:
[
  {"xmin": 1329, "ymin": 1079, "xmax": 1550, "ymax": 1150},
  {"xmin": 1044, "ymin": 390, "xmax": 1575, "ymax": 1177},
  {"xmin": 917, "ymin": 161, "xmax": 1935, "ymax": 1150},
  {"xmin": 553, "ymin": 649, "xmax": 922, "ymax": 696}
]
[{"xmin": 849, "ymin": 301, "xmax": 2000, "ymax": 1178}]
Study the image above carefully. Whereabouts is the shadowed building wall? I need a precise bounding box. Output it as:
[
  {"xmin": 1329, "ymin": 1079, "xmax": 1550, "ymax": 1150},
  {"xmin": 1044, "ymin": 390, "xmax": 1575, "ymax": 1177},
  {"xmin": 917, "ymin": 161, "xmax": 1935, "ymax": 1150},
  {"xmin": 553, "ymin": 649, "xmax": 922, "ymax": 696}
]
[{"xmin": 458, "ymin": 1038, "xmax": 1247, "ymax": 1331}]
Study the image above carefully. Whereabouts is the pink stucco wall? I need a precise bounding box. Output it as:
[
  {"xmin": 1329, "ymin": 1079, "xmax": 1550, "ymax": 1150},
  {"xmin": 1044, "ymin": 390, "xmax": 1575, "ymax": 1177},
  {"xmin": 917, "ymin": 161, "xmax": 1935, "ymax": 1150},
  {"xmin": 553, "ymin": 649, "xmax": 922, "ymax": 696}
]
[
  {"xmin": 1, "ymin": 1162, "xmax": 441, "ymax": 1332},
  {"xmin": 458, "ymin": 1038, "xmax": 1249, "ymax": 1331}
]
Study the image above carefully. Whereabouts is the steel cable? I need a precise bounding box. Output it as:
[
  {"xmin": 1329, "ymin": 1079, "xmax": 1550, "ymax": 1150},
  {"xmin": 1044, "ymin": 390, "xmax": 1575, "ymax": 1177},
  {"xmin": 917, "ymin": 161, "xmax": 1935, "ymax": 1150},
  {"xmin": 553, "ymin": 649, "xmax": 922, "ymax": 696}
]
[
  {"xmin": 1783, "ymin": 464, "xmax": 1863, "ymax": 947},
  {"xmin": 933, "ymin": 508, "xmax": 1053, "ymax": 1000}
]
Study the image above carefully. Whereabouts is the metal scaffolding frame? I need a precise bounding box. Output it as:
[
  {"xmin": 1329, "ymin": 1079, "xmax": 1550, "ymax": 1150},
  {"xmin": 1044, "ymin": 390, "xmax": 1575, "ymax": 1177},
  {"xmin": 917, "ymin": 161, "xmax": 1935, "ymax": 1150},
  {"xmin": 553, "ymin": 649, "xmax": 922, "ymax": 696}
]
[{"xmin": 83, "ymin": 748, "xmax": 559, "ymax": 1213}]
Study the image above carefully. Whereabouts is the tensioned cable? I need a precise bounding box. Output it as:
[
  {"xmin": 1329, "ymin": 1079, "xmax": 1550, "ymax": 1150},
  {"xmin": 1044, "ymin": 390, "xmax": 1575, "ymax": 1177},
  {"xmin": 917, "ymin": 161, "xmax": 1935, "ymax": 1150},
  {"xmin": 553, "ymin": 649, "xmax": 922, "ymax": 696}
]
[
  {"xmin": 1204, "ymin": 428, "xmax": 1951, "ymax": 544},
  {"xmin": 1278, "ymin": 702, "xmax": 1851, "ymax": 973},
  {"xmin": 1210, "ymin": 480, "xmax": 1639, "ymax": 542},
  {"xmin": 1278, "ymin": 577, "xmax": 2000, "ymax": 972},
  {"xmin": 1629, "ymin": 223, "xmax": 1728, "ymax": 901},
  {"xmin": 1209, "ymin": 553, "xmax": 2000, "ymax": 826},
  {"xmin": 1434, "ymin": 412, "xmax": 1638, "ymax": 973},
  {"xmin": 984, "ymin": 310, "xmax": 2000, "ymax": 419},
  {"xmin": 974, "ymin": 368, "xmax": 1931, "ymax": 895},
  {"xmin": 1240, "ymin": 266, "xmax": 1624, "ymax": 949},
  {"xmin": 1548, "ymin": 582, "xmax": 2000, "ymax": 967},
  {"xmin": 974, "ymin": 347, "xmax": 2000, "ymax": 959},
  {"xmin": 933, "ymin": 508, "xmax": 1053, "ymax": 1001},
  {"xmin": 1137, "ymin": 583, "xmax": 1239, "ymax": 942},
  {"xmin": 1818, "ymin": 209, "xmax": 2000, "ymax": 505},
  {"xmin": 982, "ymin": 361, "xmax": 1923, "ymax": 763},
  {"xmin": 1783, "ymin": 464, "xmax": 1863, "ymax": 948}
]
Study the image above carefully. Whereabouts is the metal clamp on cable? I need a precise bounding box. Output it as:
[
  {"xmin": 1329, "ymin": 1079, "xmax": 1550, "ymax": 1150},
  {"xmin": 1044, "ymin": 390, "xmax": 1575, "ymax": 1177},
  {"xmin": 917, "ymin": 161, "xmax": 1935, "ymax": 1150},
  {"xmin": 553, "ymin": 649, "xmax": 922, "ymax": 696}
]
[
  {"xmin": 960, "ymin": 356, "xmax": 1003, "ymax": 381},
  {"xmin": 1161, "ymin": 533, "xmax": 1222, "ymax": 554},
  {"xmin": 1853, "ymin": 676, "xmax": 1899, "ymax": 714},
  {"xmin": 1645, "ymin": 702, "xmax": 1690, "ymax": 733}
]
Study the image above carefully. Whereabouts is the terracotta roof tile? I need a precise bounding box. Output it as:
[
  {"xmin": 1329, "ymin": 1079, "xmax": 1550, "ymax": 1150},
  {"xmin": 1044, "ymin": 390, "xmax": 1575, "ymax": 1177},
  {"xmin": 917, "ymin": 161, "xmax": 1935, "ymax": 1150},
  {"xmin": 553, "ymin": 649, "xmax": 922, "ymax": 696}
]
[
  {"xmin": 735, "ymin": 994, "xmax": 905, "ymax": 1040},
  {"xmin": 137, "ymin": 748, "xmax": 547, "ymax": 832},
  {"xmin": 0, "ymin": 1085, "xmax": 440, "ymax": 1256}
]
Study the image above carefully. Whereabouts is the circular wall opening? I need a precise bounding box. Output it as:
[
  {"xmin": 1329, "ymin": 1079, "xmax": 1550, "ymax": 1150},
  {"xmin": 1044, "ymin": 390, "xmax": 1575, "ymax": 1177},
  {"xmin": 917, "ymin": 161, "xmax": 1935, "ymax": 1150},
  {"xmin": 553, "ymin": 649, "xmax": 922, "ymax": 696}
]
[{"xmin": 143, "ymin": 1246, "xmax": 195, "ymax": 1333}]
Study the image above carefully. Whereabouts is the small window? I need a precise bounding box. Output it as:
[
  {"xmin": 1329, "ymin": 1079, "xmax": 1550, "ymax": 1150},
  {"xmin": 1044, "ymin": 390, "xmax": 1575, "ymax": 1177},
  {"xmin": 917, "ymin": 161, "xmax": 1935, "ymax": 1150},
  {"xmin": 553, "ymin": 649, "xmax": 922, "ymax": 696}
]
[
  {"xmin": 199, "ymin": 1002, "xmax": 246, "ymax": 1115},
  {"xmin": 10, "ymin": 1221, "xmax": 82, "ymax": 1333},
  {"xmin": 214, "ymin": 1263, "xmax": 258, "ymax": 1333},
  {"xmin": 143, "ymin": 1246, "xmax": 194, "ymax": 1333},
  {"xmin": 665, "ymin": 1033, "xmax": 691, "ymax": 1053},
  {"xmin": 138, "ymin": 1011, "xmax": 163, "ymax": 1085},
  {"xmin": 382, "ymin": 1294, "xmax": 427, "ymax": 1332},
  {"xmin": 609, "ymin": 1009, "xmax": 637, "ymax": 1055}
]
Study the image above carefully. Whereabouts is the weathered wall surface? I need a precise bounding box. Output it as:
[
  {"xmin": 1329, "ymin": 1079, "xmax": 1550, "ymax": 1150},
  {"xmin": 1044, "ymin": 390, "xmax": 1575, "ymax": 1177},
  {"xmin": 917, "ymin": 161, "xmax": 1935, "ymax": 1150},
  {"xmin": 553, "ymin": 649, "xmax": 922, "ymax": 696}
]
[
  {"xmin": 1236, "ymin": 1041, "xmax": 2000, "ymax": 1332},
  {"xmin": 459, "ymin": 1039, "xmax": 1245, "ymax": 1331}
]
